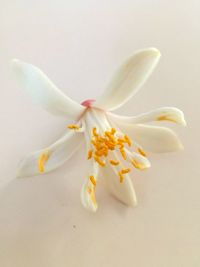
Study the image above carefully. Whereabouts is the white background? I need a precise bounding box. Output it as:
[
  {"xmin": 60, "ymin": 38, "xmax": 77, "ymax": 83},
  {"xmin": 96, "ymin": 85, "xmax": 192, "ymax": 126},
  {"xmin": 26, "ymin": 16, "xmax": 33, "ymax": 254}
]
[{"xmin": 0, "ymin": 1, "xmax": 199, "ymax": 266}]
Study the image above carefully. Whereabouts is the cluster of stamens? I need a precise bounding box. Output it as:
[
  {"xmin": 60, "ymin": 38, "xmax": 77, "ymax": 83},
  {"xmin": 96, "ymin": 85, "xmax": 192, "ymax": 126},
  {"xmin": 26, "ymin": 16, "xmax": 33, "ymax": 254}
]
[
  {"xmin": 88, "ymin": 127, "xmax": 147, "ymax": 184},
  {"xmin": 37, "ymin": 124, "xmax": 148, "ymax": 194}
]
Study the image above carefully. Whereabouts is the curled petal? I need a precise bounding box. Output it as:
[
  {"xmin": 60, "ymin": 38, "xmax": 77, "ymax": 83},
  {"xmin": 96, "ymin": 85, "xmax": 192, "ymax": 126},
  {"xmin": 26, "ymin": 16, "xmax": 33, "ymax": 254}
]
[
  {"xmin": 95, "ymin": 48, "xmax": 161, "ymax": 111},
  {"xmin": 102, "ymin": 152, "xmax": 137, "ymax": 206},
  {"xmin": 17, "ymin": 131, "xmax": 83, "ymax": 178},
  {"xmin": 11, "ymin": 59, "xmax": 85, "ymax": 119},
  {"xmin": 81, "ymin": 162, "xmax": 99, "ymax": 212},
  {"xmin": 114, "ymin": 123, "xmax": 184, "ymax": 153},
  {"xmin": 109, "ymin": 107, "xmax": 186, "ymax": 126}
]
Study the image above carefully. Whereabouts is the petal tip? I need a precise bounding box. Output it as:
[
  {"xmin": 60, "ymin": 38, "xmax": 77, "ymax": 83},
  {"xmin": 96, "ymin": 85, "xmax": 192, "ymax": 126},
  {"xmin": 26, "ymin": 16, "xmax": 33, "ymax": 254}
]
[
  {"xmin": 149, "ymin": 47, "xmax": 161, "ymax": 57},
  {"xmin": 182, "ymin": 118, "xmax": 187, "ymax": 127},
  {"xmin": 139, "ymin": 47, "xmax": 161, "ymax": 59},
  {"xmin": 131, "ymin": 198, "xmax": 138, "ymax": 207},
  {"xmin": 11, "ymin": 58, "xmax": 21, "ymax": 69}
]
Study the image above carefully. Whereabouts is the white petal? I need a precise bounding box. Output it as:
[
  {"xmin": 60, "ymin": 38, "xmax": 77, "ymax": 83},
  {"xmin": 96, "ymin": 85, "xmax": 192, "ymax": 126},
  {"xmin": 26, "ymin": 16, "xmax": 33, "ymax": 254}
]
[
  {"xmin": 102, "ymin": 152, "xmax": 137, "ymax": 206},
  {"xmin": 94, "ymin": 48, "xmax": 161, "ymax": 111},
  {"xmin": 11, "ymin": 59, "xmax": 85, "ymax": 119},
  {"xmin": 81, "ymin": 162, "xmax": 99, "ymax": 212},
  {"xmin": 109, "ymin": 107, "xmax": 186, "ymax": 126},
  {"xmin": 115, "ymin": 123, "xmax": 183, "ymax": 153},
  {"xmin": 17, "ymin": 131, "xmax": 83, "ymax": 178}
]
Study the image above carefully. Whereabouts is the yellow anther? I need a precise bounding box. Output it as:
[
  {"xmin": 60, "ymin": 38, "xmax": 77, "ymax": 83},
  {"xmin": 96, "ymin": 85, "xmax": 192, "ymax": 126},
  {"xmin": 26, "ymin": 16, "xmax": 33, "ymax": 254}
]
[
  {"xmin": 95, "ymin": 147, "xmax": 107, "ymax": 157},
  {"xmin": 138, "ymin": 147, "xmax": 147, "ymax": 157},
  {"xmin": 120, "ymin": 148, "xmax": 127, "ymax": 160},
  {"xmin": 38, "ymin": 151, "xmax": 50, "ymax": 173},
  {"xmin": 88, "ymin": 186, "xmax": 97, "ymax": 206},
  {"xmin": 124, "ymin": 135, "xmax": 132, "ymax": 147},
  {"xmin": 121, "ymin": 168, "xmax": 131, "ymax": 174},
  {"xmin": 87, "ymin": 149, "xmax": 93, "ymax": 159},
  {"xmin": 94, "ymin": 156, "xmax": 106, "ymax": 167},
  {"xmin": 105, "ymin": 131, "xmax": 116, "ymax": 143},
  {"xmin": 105, "ymin": 140, "xmax": 115, "ymax": 150},
  {"xmin": 119, "ymin": 171, "xmax": 125, "ymax": 183},
  {"xmin": 68, "ymin": 124, "xmax": 80, "ymax": 130},
  {"xmin": 109, "ymin": 159, "xmax": 120, "ymax": 166},
  {"xmin": 111, "ymin": 128, "xmax": 116, "ymax": 134},
  {"xmin": 90, "ymin": 175, "xmax": 97, "ymax": 187},
  {"xmin": 157, "ymin": 115, "xmax": 177, "ymax": 123},
  {"xmin": 93, "ymin": 127, "xmax": 98, "ymax": 137},
  {"xmin": 131, "ymin": 159, "xmax": 147, "ymax": 170},
  {"xmin": 118, "ymin": 138, "xmax": 125, "ymax": 143}
]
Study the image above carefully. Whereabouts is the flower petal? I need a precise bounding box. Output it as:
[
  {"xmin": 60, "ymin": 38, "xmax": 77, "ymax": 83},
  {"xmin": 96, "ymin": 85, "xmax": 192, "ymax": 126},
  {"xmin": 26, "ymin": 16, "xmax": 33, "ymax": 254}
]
[
  {"xmin": 94, "ymin": 48, "xmax": 161, "ymax": 111},
  {"xmin": 17, "ymin": 131, "xmax": 83, "ymax": 178},
  {"xmin": 81, "ymin": 162, "xmax": 99, "ymax": 212},
  {"xmin": 109, "ymin": 107, "xmax": 186, "ymax": 126},
  {"xmin": 11, "ymin": 59, "xmax": 85, "ymax": 119},
  {"xmin": 102, "ymin": 152, "xmax": 137, "ymax": 206},
  {"xmin": 114, "ymin": 123, "xmax": 183, "ymax": 153}
]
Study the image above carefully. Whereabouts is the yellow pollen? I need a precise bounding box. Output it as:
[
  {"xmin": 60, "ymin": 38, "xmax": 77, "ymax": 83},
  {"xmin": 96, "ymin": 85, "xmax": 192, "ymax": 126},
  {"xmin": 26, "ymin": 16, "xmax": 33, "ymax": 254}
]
[
  {"xmin": 90, "ymin": 127, "xmax": 136, "ymax": 175},
  {"xmin": 105, "ymin": 131, "xmax": 116, "ymax": 143},
  {"xmin": 157, "ymin": 115, "xmax": 177, "ymax": 123},
  {"xmin": 93, "ymin": 127, "xmax": 98, "ymax": 137},
  {"xmin": 121, "ymin": 168, "xmax": 131, "ymax": 174},
  {"xmin": 68, "ymin": 124, "xmax": 80, "ymax": 130},
  {"xmin": 131, "ymin": 159, "xmax": 146, "ymax": 170},
  {"xmin": 38, "ymin": 151, "xmax": 50, "ymax": 173},
  {"xmin": 94, "ymin": 156, "xmax": 106, "ymax": 167},
  {"xmin": 90, "ymin": 175, "xmax": 97, "ymax": 187},
  {"xmin": 120, "ymin": 148, "xmax": 127, "ymax": 160},
  {"xmin": 109, "ymin": 159, "xmax": 120, "ymax": 166},
  {"xmin": 138, "ymin": 147, "xmax": 147, "ymax": 157},
  {"xmin": 111, "ymin": 128, "xmax": 116, "ymax": 134},
  {"xmin": 87, "ymin": 149, "xmax": 93, "ymax": 159},
  {"xmin": 124, "ymin": 135, "xmax": 132, "ymax": 146},
  {"xmin": 119, "ymin": 171, "xmax": 125, "ymax": 183},
  {"xmin": 88, "ymin": 186, "xmax": 97, "ymax": 206},
  {"xmin": 118, "ymin": 138, "xmax": 125, "ymax": 143}
]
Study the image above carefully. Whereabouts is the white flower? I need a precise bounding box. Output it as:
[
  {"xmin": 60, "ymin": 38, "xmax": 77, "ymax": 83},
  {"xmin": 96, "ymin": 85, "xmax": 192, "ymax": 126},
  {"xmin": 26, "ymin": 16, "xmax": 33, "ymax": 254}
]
[{"xmin": 12, "ymin": 48, "xmax": 186, "ymax": 212}]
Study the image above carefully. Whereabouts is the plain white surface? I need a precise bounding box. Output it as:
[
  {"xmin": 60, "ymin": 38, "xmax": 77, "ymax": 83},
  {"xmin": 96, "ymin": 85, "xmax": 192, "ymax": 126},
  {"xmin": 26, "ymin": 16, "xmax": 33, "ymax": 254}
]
[{"xmin": 0, "ymin": 1, "xmax": 199, "ymax": 266}]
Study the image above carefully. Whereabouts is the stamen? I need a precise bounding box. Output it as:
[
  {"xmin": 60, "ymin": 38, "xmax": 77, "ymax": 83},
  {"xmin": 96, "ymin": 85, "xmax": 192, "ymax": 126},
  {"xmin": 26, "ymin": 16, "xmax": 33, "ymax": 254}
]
[
  {"xmin": 121, "ymin": 168, "xmax": 131, "ymax": 174},
  {"xmin": 131, "ymin": 159, "xmax": 147, "ymax": 170},
  {"xmin": 119, "ymin": 171, "xmax": 125, "ymax": 183},
  {"xmin": 138, "ymin": 147, "xmax": 147, "ymax": 157},
  {"xmin": 109, "ymin": 159, "xmax": 120, "ymax": 166},
  {"xmin": 88, "ymin": 186, "xmax": 97, "ymax": 206},
  {"xmin": 94, "ymin": 156, "xmax": 106, "ymax": 167},
  {"xmin": 38, "ymin": 151, "xmax": 50, "ymax": 173},
  {"xmin": 93, "ymin": 127, "xmax": 98, "ymax": 137},
  {"xmin": 90, "ymin": 175, "xmax": 97, "ymax": 187},
  {"xmin": 111, "ymin": 128, "xmax": 116, "ymax": 134},
  {"xmin": 120, "ymin": 148, "xmax": 127, "ymax": 160},
  {"xmin": 118, "ymin": 138, "xmax": 125, "ymax": 143},
  {"xmin": 124, "ymin": 135, "xmax": 132, "ymax": 147},
  {"xmin": 68, "ymin": 124, "xmax": 80, "ymax": 130},
  {"xmin": 157, "ymin": 115, "xmax": 177, "ymax": 123},
  {"xmin": 87, "ymin": 149, "xmax": 93, "ymax": 159}
]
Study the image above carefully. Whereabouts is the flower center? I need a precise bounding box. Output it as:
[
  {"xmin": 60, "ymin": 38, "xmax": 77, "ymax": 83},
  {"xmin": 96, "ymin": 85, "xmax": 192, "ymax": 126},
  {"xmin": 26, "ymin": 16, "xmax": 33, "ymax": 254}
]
[
  {"xmin": 88, "ymin": 127, "xmax": 147, "ymax": 183},
  {"xmin": 81, "ymin": 99, "xmax": 96, "ymax": 107}
]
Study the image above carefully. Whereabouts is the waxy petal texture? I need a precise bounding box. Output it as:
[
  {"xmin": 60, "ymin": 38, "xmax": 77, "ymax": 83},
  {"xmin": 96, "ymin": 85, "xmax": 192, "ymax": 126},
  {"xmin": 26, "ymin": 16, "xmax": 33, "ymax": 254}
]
[
  {"xmin": 81, "ymin": 161, "xmax": 99, "ymax": 212},
  {"xmin": 95, "ymin": 48, "xmax": 161, "ymax": 111},
  {"xmin": 109, "ymin": 107, "xmax": 186, "ymax": 126},
  {"xmin": 17, "ymin": 131, "xmax": 83, "ymax": 178},
  {"xmin": 12, "ymin": 59, "xmax": 85, "ymax": 119},
  {"xmin": 101, "ymin": 151, "xmax": 137, "ymax": 206},
  {"xmin": 114, "ymin": 123, "xmax": 183, "ymax": 153},
  {"xmin": 102, "ymin": 164, "xmax": 137, "ymax": 206}
]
